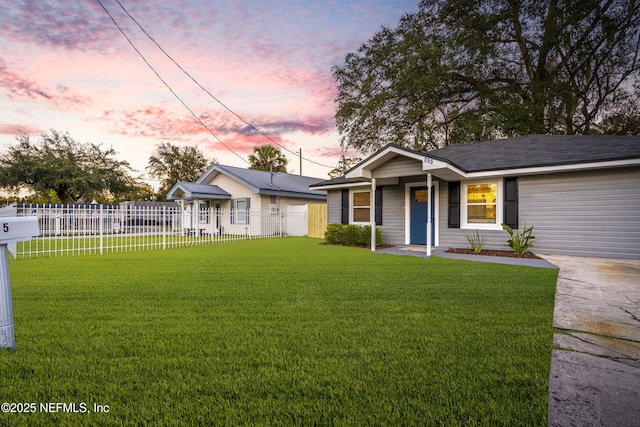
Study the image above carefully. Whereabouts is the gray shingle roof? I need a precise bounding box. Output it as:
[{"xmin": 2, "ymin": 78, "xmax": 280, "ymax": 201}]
[
  {"xmin": 197, "ymin": 164, "xmax": 327, "ymax": 200},
  {"xmin": 311, "ymin": 134, "xmax": 640, "ymax": 188},
  {"xmin": 167, "ymin": 183, "xmax": 231, "ymax": 200},
  {"xmin": 428, "ymin": 134, "xmax": 640, "ymax": 172}
]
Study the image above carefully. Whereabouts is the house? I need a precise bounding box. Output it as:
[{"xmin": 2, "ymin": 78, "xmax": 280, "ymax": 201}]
[
  {"xmin": 167, "ymin": 164, "xmax": 327, "ymax": 236},
  {"xmin": 310, "ymin": 135, "xmax": 640, "ymax": 259}
]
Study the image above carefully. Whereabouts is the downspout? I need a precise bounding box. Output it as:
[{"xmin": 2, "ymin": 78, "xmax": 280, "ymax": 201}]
[
  {"xmin": 370, "ymin": 178, "xmax": 376, "ymax": 252},
  {"xmin": 426, "ymin": 173, "xmax": 432, "ymax": 258}
]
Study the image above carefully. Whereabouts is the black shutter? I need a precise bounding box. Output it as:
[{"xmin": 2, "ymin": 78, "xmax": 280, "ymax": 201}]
[
  {"xmin": 375, "ymin": 187, "xmax": 383, "ymax": 226},
  {"xmin": 230, "ymin": 199, "xmax": 235, "ymax": 224},
  {"xmin": 341, "ymin": 189, "xmax": 349, "ymax": 224},
  {"xmin": 448, "ymin": 181, "xmax": 460, "ymax": 228},
  {"xmin": 503, "ymin": 178, "xmax": 518, "ymax": 228}
]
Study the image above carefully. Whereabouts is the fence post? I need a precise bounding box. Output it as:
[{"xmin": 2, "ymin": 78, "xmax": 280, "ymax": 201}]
[
  {"xmin": 162, "ymin": 206, "xmax": 166, "ymax": 250},
  {"xmin": 99, "ymin": 205, "xmax": 104, "ymax": 255}
]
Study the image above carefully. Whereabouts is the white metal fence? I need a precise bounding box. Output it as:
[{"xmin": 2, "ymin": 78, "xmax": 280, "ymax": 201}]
[{"xmin": 0, "ymin": 203, "xmax": 308, "ymax": 258}]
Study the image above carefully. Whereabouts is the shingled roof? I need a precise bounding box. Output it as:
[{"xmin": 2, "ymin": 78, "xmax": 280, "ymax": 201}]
[
  {"xmin": 167, "ymin": 183, "xmax": 231, "ymax": 200},
  {"xmin": 427, "ymin": 134, "xmax": 640, "ymax": 173},
  {"xmin": 310, "ymin": 134, "xmax": 640, "ymax": 188}
]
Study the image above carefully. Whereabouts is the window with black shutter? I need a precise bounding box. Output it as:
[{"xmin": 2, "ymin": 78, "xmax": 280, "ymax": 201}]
[
  {"xmin": 503, "ymin": 177, "xmax": 518, "ymax": 228},
  {"xmin": 448, "ymin": 181, "xmax": 460, "ymax": 228}
]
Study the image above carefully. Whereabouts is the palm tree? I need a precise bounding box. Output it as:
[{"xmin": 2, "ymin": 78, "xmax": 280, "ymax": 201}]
[{"xmin": 248, "ymin": 145, "xmax": 288, "ymax": 172}]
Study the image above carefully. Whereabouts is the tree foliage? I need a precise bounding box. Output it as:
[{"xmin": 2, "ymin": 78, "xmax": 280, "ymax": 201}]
[
  {"xmin": 0, "ymin": 129, "xmax": 139, "ymax": 204},
  {"xmin": 328, "ymin": 155, "xmax": 363, "ymax": 178},
  {"xmin": 248, "ymin": 144, "xmax": 288, "ymax": 172},
  {"xmin": 146, "ymin": 142, "xmax": 215, "ymax": 199},
  {"xmin": 333, "ymin": 0, "xmax": 640, "ymax": 155}
]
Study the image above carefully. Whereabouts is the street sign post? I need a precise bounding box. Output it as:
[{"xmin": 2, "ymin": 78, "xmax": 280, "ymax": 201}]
[{"xmin": 0, "ymin": 217, "xmax": 39, "ymax": 350}]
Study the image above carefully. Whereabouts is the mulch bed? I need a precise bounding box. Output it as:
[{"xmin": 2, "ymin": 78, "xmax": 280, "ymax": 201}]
[{"xmin": 445, "ymin": 248, "xmax": 541, "ymax": 259}]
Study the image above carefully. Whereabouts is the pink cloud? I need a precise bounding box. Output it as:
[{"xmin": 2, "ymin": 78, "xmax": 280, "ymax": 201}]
[
  {"xmin": 0, "ymin": 59, "xmax": 94, "ymax": 111},
  {"xmin": 0, "ymin": 123, "xmax": 43, "ymax": 136}
]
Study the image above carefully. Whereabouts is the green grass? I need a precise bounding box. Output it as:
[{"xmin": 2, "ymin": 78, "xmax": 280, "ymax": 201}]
[{"xmin": 0, "ymin": 238, "xmax": 558, "ymax": 426}]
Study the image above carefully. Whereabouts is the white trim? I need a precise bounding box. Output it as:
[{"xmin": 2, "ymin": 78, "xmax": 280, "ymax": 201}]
[
  {"xmin": 340, "ymin": 145, "xmax": 640, "ymax": 183},
  {"xmin": 310, "ymin": 181, "xmax": 371, "ymax": 191},
  {"xmin": 404, "ymin": 181, "xmax": 440, "ymax": 246},
  {"xmin": 350, "ymin": 187, "xmax": 373, "ymax": 224},
  {"xmin": 464, "ymin": 159, "xmax": 640, "ymax": 178},
  {"xmin": 347, "ymin": 146, "xmax": 427, "ymax": 179},
  {"xmin": 460, "ymin": 180, "xmax": 503, "ymax": 230}
]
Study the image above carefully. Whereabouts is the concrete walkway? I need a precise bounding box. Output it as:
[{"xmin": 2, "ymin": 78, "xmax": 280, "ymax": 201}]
[{"xmin": 542, "ymin": 255, "xmax": 640, "ymax": 427}]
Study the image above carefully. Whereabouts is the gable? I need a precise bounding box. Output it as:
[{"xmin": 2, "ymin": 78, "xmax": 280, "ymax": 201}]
[{"xmin": 208, "ymin": 173, "xmax": 254, "ymax": 198}]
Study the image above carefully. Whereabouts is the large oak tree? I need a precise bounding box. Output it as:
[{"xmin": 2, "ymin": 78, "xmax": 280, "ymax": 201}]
[
  {"xmin": 333, "ymin": 0, "xmax": 640, "ymax": 154},
  {"xmin": 146, "ymin": 142, "xmax": 215, "ymax": 199},
  {"xmin": 0, "ymin": 129, "xmax": 139, "ymax": 204}
]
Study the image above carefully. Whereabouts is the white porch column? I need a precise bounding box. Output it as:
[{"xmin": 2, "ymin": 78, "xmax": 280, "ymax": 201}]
[
  {"xmin": 370, "ymin": 178, "xmax": 376, "ymax": 252},
  {"xmin": 426, "ymin": 173, "xmax": 432, "ymax": 258}
]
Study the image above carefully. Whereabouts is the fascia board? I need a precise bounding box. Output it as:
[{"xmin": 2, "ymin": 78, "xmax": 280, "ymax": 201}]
[
  {"xmin": 308, "ymin": 181, "xmax": 372, "ymax": 191},
  {"xmin": 346, "ymin": 146, "xmax": 425, "ymax": 179},
  {"xmin": 259, "ymin": 189, "xmax": 327, "ymax": 200},
  {"xmin": 422, "ymin": 155, "xmax": 467, "ymax": 179},
  {"xmin": 464, "ymin": 158, "xmax": 640, "ymax": 179}
]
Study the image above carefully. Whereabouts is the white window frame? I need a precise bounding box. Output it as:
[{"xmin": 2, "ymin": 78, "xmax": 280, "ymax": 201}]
[
  {"xmin": 350, "ymin": 189, "xmax": 371, "ymax": 224},
  {"xmin": 234, "ymin": 198, "xmax": 248, "ymax": 224},
  {"xmin": 198, "ymin": 201, "xmax": 210, "ymax": 224},
  {"xmin": 461, "ymin": 180, "xmax": 503, "ymax": 230}
]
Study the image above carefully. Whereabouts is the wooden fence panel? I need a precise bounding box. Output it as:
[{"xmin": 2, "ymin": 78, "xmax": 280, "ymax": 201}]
[{"xmin": 307, "ymin": 203, "xmax": 327, "ymax": 239}]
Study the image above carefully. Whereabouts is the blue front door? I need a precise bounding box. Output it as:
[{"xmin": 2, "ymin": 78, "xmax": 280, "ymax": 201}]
[{"xmin": 410, "ymin": 186, "xmax": 435, "ymax": 245}]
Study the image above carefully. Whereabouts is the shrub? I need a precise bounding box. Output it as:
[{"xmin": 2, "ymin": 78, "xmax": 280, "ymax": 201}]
[
  {"xmin": 324, "ymin": 223, "xmax": 382, "ymax": 246},
  {"xmin": 501, "ymin": 222, "xmax": 536, "ymax": 254},
  {"xmin": 464, "ymin": 229, "xmax": 488, "ymax": 253},
  {"xmin": 359, "ymin": 225, "xmax": 383, "ymax": 246},
  {"xmin": 343, "ymin": 224, "xmax": 361, "ymax": 246},
  {"xmin": 324, "ymin": 223, "xmax": 344, "ymax": 244}
]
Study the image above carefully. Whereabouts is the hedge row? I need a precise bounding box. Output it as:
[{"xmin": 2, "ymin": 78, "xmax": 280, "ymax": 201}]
[{"xmin": 324, "ymin": 223, "xmax": 382, "ymax": 246}]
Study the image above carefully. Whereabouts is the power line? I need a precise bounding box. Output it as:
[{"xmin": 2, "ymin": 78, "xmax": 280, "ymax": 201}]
[
  {"xmin": 109, "ymin": 0, "xmax": 334, "ymax": 170},
  {"xmin": 95, "ymin": 0, "xmax": 249, "ymax": 165}
]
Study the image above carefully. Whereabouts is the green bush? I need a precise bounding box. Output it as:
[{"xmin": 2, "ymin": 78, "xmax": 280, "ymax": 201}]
[
  {"xmin": 324, "ymin": 223, "xmax": 344, "ymax": 244},
  {"xmin": 343, "ymin": 224, "xmax": 360, "ymax": 246},
  {"xmin": 360, "ymin": 225, "xmax": 383, "ymax": 246},
  {"xmin": 324, "ymin": 223, "xmax": 382, "ymax": 246}
]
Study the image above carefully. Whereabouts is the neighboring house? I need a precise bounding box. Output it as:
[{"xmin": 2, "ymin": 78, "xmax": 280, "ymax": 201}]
[
  {"xmin": 167, "ymin": 164, "xmax": 327, "ymax": 235},
  {"xmin": 310, "ymin": 135, "xmax": 640, "ymax": 259}
]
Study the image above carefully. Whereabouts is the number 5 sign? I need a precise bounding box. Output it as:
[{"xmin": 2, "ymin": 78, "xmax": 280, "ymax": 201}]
[{"xmin": 0, "ymin": 217, "xmax": 40, "ymax": 350}]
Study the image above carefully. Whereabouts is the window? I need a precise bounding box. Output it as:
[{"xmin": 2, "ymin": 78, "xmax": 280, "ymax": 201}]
[
  {"xmin": 352, "ymin": 191, "xmax": 370, "ymax": 222},
  {"xmin": 461, "ymin": 181, "xmax": 502, "ymax": 229},
  {"xmin": 231, "ymin": 198, "xmax": 250, "ymax": 224},
  {"xmin": 198, "ymin": 201, "xmax": 210, "ymax": 224}
]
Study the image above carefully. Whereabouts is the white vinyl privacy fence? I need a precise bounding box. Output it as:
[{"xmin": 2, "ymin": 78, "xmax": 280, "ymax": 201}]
[{"xmin": 0, "ymin": 203, "xmax": 308, "ymax": 258}]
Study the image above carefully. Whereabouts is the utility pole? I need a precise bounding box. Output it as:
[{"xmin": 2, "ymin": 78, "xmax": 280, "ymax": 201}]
[{"xmin": 299, "ymin": 148, "xmax": 302, "ymax": 176}]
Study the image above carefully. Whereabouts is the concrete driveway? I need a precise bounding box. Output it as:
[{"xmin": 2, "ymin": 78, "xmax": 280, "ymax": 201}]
[{"xmin": 543, "ymin": 255, "xmax": 640, "ymax": 427}]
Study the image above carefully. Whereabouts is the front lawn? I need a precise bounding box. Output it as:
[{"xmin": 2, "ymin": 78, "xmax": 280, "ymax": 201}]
[{"xmin": 0, "ymin": 238, "xmax": 557, "ymax": 426}]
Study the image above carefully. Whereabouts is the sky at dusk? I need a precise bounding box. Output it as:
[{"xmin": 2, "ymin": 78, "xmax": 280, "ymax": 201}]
[{"xmin": 0, "ymin": 0, "xmax": 420, "ymax": 188}]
